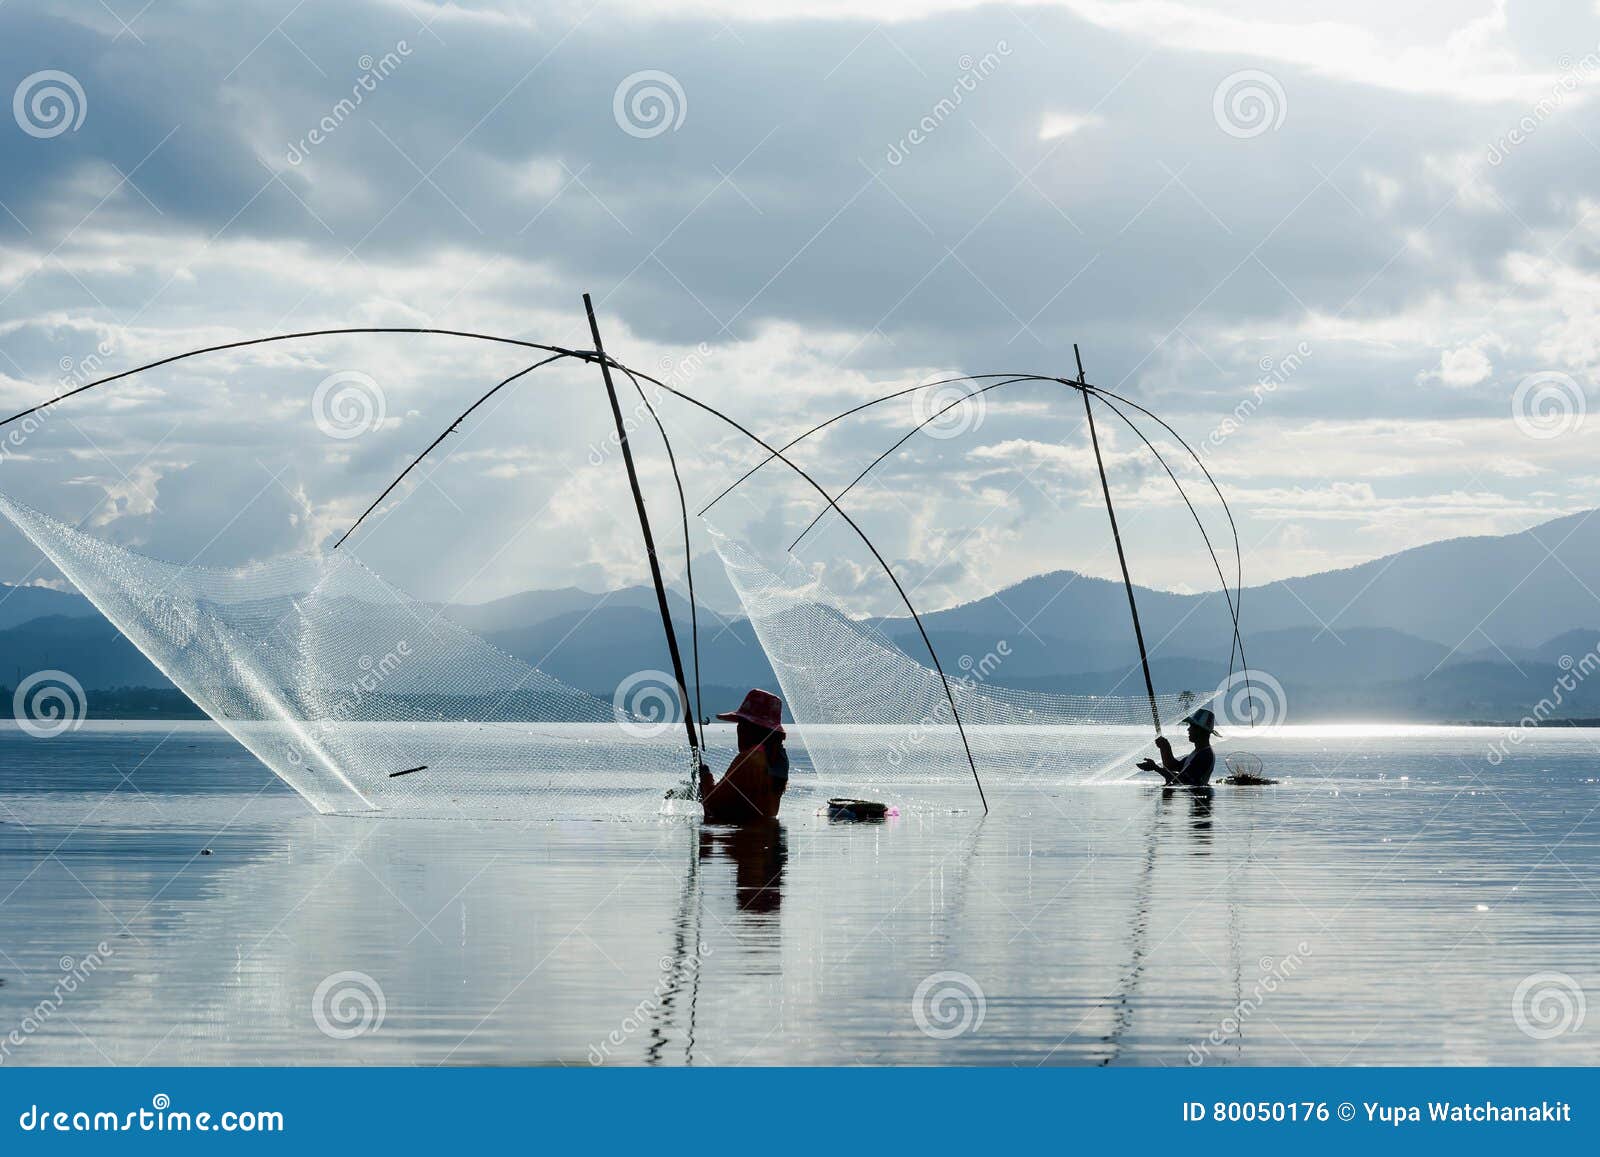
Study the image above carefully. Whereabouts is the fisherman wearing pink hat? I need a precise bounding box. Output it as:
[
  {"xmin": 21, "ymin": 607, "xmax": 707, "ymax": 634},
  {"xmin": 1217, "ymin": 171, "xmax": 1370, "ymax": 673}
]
[{"xmin": 699, "ymin": 688, "xmax": 790, "ymax": 823}]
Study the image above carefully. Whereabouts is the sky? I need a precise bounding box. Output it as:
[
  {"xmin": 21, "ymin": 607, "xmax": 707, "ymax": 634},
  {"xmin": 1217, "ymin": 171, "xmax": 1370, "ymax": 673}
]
[{"xmin": 1, "ymin": 0, "xmax": 1599, "ymax": 613}]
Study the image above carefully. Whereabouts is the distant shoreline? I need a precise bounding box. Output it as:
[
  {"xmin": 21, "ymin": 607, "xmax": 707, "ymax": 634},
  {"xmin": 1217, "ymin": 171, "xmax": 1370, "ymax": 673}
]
[
  {"xmin": 1456, "ymin": 717, "xmax": 1600, "ymax": 728},
  {"xmin": 7, "ymin": 684, "xmax": 1600, "ymax": 729}
]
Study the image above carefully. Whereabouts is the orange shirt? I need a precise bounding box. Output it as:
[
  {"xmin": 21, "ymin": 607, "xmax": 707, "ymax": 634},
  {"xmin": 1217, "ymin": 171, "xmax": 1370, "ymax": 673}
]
[{"xmin": 701, "ymin": 746, "xmax": 782, "ymax": 823}]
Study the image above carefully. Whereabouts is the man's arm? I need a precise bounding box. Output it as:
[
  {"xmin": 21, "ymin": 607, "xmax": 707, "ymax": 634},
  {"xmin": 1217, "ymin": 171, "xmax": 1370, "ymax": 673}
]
[
  {"xmin": 1155, "ymin": 736, "xmax": 1183, "ymax": 771},
  {"xmin": 1137, "ymin": 752, "xmax": 1182, "ymax": 784}
]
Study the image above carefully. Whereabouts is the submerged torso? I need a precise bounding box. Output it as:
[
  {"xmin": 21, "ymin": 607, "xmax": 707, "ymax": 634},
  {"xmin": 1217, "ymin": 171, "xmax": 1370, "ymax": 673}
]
[
  {"xmin": 1176, "ymin": 745, "xmax": 1215, "ymax": 785},
  {"xmin": 702, "ymin": 746, "xmax": 785, "ymax": 823}
]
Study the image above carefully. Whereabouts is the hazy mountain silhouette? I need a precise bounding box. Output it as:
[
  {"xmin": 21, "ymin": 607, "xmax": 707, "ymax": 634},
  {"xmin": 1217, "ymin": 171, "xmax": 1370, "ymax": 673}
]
[
  {"xmin": 5, "ymin": 510, "xmax": 1600, "ymax": 723},
  {"xmin": 0, "ymin": 582, "xmax": 94, "ymax": 630}
]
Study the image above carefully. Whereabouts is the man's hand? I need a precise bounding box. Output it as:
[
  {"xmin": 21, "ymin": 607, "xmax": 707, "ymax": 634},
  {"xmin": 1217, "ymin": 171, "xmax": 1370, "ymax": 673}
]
[
  {"xmin": 1136, "ymin": 758, "xmax": 1160, "ymax": 772},
  {"xmin": 1155, "ymin": 735, "xmax": 1173, "ymax": 754}
]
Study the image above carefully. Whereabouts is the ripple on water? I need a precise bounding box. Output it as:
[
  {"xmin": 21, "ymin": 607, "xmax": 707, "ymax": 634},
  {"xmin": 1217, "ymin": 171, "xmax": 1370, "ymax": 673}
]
[{"xmin": 0, "ymin": 722, "xmax": 1596, "ymax": 1066}]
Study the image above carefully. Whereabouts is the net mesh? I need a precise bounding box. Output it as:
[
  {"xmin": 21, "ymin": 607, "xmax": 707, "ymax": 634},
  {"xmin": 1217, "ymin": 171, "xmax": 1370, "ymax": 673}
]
[
  {"xmin": 707, "ymin": 523, "xmax": 1213, "ymax": 802},
  {"xmin": 0, "ymin": 492, "xmax": 715, "ymax": 817},
  {"xmin": 1, "ymin": 478, "xmax": 1214, "ymax": 817}
]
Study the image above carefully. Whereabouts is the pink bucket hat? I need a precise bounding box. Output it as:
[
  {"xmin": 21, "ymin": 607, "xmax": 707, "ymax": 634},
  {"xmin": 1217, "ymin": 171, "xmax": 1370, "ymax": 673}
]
[{"xmin": 716, "ymin": 688, "xmax": 785, "ymax": 736}]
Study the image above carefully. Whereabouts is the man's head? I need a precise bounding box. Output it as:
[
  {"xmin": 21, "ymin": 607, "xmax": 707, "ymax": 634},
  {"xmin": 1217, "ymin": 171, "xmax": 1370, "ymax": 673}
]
[
  {"xmin": 718, "ymin": 688, "xmax": 785, "ymax": 751},
  {"xmin": 736, "ymin": 720, "xmax": 781, "ymax": 750},
  {"xmin": 1182, "ymin": 707, "xmax": 1219, "ymax": 746}
]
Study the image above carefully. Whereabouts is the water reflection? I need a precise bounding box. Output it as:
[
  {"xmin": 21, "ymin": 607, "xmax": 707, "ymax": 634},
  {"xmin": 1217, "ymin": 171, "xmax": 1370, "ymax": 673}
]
[
  {"xmin": 646, "ymin": 825, "xmax": 707, "ymax": 1066},
  {"xmin": 1164, "ymin": 785, "xmax": 1214, "ymax": 846},
  {"xmin": 6, "ymin": 725, "xmax": 1600, "ymax": 1066},
  {"xmin": 701, "ymin": 821, "xmax": 787, "ymax": 918},
  {"xmin": 1100, "ymin": 787, "xmax": 1230, "ymax": 1064},
  {"xmin": 643, "ymin": 821, "xmax": 789, "ymax": 1064}
]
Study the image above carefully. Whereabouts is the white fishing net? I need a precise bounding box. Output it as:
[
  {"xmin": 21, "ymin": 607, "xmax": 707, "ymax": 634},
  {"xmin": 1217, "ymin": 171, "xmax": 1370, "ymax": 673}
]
[
  {"xmin": 0, "ymin": 491, "xmax": 714, "ymax": 817},
  {"xmin": 707, "ymin": 523, "xmax": 1214, "ymax": 805}
]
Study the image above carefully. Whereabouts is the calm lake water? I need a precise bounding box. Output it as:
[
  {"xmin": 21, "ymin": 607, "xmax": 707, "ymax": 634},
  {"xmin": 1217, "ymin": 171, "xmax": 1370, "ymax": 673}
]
[{"xmin": 1, "ymin": 721, "xmax": 1597, "ymax": 1066}]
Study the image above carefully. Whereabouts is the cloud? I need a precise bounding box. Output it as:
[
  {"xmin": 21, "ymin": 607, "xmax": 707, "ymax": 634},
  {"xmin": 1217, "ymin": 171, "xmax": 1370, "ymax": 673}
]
[
  {"xmin": 1419, "ymin": 335, "xmax": 1501, "ymax": 388},
  {"xmin": 1038, "ymin": 111, "xmax": 1101, "ymax": 141},
  {"xmin": 0, "ymin": 0, "xmax": 1597, "ymax": 608}
]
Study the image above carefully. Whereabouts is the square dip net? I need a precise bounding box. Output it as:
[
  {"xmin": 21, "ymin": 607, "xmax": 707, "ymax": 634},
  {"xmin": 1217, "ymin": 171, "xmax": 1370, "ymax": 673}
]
[
  {"xmin": 706, "ymin": 522, "xmax": 1213, "ymax": 805},
  {"xmin": 0, "ymin": 491, "xmax": 711, "ymax": 817}
]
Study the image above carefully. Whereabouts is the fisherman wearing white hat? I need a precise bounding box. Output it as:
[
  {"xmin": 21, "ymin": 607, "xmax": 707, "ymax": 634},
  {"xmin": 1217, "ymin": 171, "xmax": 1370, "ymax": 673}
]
[{"xmin": 1137, "ymin": 707, "xmax": 1218, "ymax": 786}]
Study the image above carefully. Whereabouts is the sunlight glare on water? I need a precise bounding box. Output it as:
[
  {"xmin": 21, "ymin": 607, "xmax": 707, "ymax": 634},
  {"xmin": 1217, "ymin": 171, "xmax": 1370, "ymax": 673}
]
[{"xmin": 0, "ymin": 721, "xmax": 1596, "ymax": 1066}]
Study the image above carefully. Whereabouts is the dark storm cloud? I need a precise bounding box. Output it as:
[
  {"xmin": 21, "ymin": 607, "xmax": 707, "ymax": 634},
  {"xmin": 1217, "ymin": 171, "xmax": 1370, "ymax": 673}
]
[{"xmin": 3, "ymin": 0, "xmax": 1585, "ymax": 400}]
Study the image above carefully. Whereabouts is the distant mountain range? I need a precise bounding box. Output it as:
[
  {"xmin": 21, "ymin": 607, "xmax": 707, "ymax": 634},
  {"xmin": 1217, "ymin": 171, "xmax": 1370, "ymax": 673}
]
[{"xmin": 3, "ymin": 510, "xmax": 1599, "ymax": 723}]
